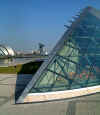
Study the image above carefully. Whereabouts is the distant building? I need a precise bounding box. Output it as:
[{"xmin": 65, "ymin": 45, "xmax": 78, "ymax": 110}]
[
  {"xmin": 38, "ymin": 43, "xmax": 48, "ymax": 55},
  {"xmin": 0, "ymin": 45, "xmax": 15, "ymax": 58},
  {"xmin": 38, "ymin": 43, "xmax": 45, "ymax": 55}
]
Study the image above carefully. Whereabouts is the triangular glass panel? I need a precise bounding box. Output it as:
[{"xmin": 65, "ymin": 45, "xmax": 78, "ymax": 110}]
[{"xmin": 17, "ymin": 6, "xmax": 100, "ymax": 103}]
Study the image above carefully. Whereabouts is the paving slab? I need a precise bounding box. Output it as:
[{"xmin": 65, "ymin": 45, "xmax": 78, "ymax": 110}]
[{"xmin": 0, "ymin": 74, "xmax": 100, "ymax": 115}]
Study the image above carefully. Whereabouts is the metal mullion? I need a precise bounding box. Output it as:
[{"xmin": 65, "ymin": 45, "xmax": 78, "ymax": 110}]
[
  {"xmin": 58, "ymin": 54, "xmax": 93, "ymax": 87},
  {"xmin": 77, "ymin": 35, "xmax": 96, "ymax": 85},
  {"xmin": 58, "ymin": 56, "xmax": 72, "ymax": 73},
  {"xmin": 56, "ymin": 59, "xmax": 73, "ymax": 89},
  {"xmin": 46, "ymin": 61, "xmax": 57, "ymax": 86},
  {"xmin": 67, "ymin": 47, "xmax": 75, "ymax": 57},
  {"xmin": 81, "ymin": 27, "xmax": 99, "ymax": 85},
  {"xmin": 83, "ymin": 55, "xmax": 97, "ymax": 86},
  {"xmin": 47, "ymin": 60, "xmax": 64, "ymax": 91},
  {"xmin": 0, "ymin": 48, "xmax": 7, "ymax": 56},
  {"xmin": 57, "ymin": 54, "xmax": 80, "ymax": 67},
  {"xmin": 61, "ymin": 58, "xmax": 70, "ymax": 72},
  {"xmin": 57, "ymin": 56, "xmax": 70, "ymax": 80},
  {"xmin": 47, "ymin": 68, "xmax": 68, "ymax": 80},
  {"xmin": 85, "ymin": 55, "xmax": 97, "ymax": 75},
  {"xmin": 58, "ymin": 55, "xmax": 82, "ymax": 86},
  {"xmin": 56, "ymin": 55, "xmax": 70, "ymax": 77},
  {"xmin": 56, "ymin": 60, "xmax": 70, "ymax": 80},
  {"xmin": 64, "ymin": 43, "xmax": 79, "ymax": 51},
  {"xmin": 67, "ymin": 38, "xmax": 80, "ymax": 50},
  {"xmin": 74, "ymin": 53, "xmax": 97, "ymax": 87},
  {"xmin": 47, "ymin": 59, "xmax": 65, "ymax": 78},
  {"xmin": 54, "ymin": 60, "xmax": 57, "ymax": 79},
  {"xmin": 58, "ymin": 55, "xmax": 84, "ymax": 85},
  {"xmin": 34, "ymin": 69, "xmax": 48, "ymax": 88}
]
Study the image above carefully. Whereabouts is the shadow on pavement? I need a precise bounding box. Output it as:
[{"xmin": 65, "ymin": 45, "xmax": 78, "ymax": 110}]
[{"xmin": 15, "ymin": 60, "xmax": 43, "ymax": 102}]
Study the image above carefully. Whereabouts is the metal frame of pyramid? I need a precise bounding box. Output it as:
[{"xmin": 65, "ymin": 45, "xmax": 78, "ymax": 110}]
[{"xmin": 16, "ymin": 6, "xmax": 100, "ymax": 103}]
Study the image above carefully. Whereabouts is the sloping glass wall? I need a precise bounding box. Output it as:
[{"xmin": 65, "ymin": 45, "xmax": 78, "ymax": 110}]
[{"xmin": 30, "ymin": 10, "xmax": 100, "ymax": 93}]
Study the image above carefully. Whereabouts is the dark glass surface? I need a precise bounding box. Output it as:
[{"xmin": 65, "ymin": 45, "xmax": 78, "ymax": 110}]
[{"xmin": 30, "ymin": 10, "xmax": 100, "ymax": 93}]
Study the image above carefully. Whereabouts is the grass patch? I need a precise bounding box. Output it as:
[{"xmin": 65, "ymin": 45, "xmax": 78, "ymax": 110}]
[{"xmin": 0, "ymin": 61, "xmax": 43, "ymax": 74}]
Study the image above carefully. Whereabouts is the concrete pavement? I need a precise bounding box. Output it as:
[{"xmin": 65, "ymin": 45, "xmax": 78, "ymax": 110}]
[{"xmin": 0, "ymin": 74, "xmax": 100, "ymax": 115}]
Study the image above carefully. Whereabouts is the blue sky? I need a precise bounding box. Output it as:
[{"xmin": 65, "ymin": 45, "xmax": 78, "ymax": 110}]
[{"xmin": 0, "ymin": 0, "xmax": 100, "ymax": 52}]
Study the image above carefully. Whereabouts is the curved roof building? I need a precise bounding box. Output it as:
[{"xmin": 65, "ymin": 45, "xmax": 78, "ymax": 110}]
[{"xmin": 0, "ymin": 45, "xmax": 15, "ymax": 57}]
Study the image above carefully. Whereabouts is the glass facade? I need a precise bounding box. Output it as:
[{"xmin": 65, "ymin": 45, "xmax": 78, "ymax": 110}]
[
  {"xmin": 0, "ymin": 45, "xmax": 15, "ymax": 57},
  {"xmin": 0, "ymin": 46, "xmax": 8, "ymax": 56},
  {"xmin": 29, "ymin": 9, "xmax": 100, "ymax": 93}
]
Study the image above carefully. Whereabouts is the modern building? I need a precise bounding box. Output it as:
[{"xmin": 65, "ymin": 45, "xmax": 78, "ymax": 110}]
[
  {"xmin": 0, "ymin": 6, "xmax": 100, "ymax": 115},
  {"xmin": 16, "ymin": 6, "xmax": 100, "ymax": 103},
  {"xmin": 0, "ymin": 45, "xmax": 15, "ymax": 58}
]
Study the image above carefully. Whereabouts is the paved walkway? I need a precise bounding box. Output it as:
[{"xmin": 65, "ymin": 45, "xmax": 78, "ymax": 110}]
[{"xmin": 0, "ymin": 74, "xmax": 100, "ymax": 115}]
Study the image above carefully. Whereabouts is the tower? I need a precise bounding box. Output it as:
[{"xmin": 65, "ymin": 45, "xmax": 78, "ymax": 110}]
[{"xmin": 38, "ymin": 43, "xmax": 45, "ymax": 55}]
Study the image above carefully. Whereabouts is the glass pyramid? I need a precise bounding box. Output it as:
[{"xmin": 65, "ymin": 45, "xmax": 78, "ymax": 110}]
[{"xmin": 17, "ymin": 6, "xmax": 100, "ymax": 103}]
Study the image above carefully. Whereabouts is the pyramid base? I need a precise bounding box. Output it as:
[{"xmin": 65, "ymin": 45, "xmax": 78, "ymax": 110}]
[{"xmin": 20, "ymin": 85, "xmax": 100, "ymax": 103}]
